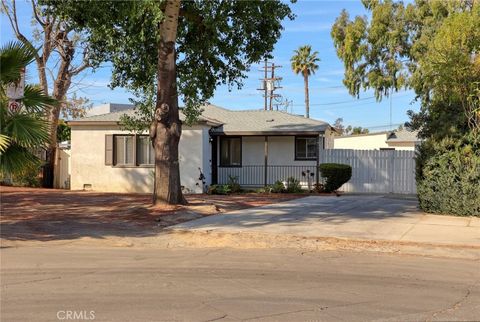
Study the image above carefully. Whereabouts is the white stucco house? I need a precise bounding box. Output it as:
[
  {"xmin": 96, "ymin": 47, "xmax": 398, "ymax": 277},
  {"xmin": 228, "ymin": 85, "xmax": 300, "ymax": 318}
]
[
  {"xmin": 333, "ymin": 130, "xmax": 420, "ymax": 151},
  {"xmin": 68, "ymin": 103, "xmax": 336, "ymax": 194}
]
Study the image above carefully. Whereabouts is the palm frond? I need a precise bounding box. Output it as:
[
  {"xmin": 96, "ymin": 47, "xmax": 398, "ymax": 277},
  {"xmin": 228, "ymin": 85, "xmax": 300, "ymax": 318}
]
[
  {"xmin": 0, "ymin": 41, "xmax": 37, "ymax": 85},
  {"xmin": 0, "ymin": 144, "xmax": 42, "ymax": 176},
  {"xmin": 0, "ymin": 134, "xmax": 11, "ymax": 153},
  {"xmin": 23, "ymin": 85, "xmax": 58, "ymax": 114},
  {"xmin": 3, "ymin": 114, "xmax": 50, "ymax": 148},
  {"xmin": 290, "ymin": 45, "xmax": 321, "ymax": 76}
]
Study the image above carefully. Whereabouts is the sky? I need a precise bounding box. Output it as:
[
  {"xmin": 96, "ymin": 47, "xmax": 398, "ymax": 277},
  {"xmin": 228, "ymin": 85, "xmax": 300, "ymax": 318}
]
[{"xmin": 1, "ymin": 0, "xmax": 420, "ymax": 131}]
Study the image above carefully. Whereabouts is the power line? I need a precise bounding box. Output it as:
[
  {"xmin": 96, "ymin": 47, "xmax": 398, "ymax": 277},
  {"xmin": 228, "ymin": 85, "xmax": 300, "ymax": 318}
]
[
  {"xmin": 292, "ymin": 96, "xmax": 376, "ymax": 106},
  {"xmin": 291, "ymin": 92, "xmax": 412, "ymax": 108}
]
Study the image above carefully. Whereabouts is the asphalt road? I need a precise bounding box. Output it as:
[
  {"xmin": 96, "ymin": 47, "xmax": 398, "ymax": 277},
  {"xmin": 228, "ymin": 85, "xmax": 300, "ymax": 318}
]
[{"xmin": 1, "ymin": 246, "xmax": 479, "ymax": 322}]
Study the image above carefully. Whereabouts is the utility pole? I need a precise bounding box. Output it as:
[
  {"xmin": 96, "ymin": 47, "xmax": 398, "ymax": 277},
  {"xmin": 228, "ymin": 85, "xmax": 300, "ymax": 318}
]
[
  {"xmin": 263, "ymin": 60, "xmax": 268, "ymax": 111},
  {"xmin": 257, "ymin": 59, "xmax": 282, "ymax": 110}
]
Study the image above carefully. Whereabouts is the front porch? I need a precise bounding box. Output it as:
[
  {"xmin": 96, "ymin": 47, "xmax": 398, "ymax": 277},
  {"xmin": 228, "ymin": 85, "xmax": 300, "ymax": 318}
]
[
  {"xmin": 218, "ymin": 165, "xmax": 318, "ymax": 188},
  {"xmin": 211, "ymin": 134, "xmax": 326, "ymax": 188}
]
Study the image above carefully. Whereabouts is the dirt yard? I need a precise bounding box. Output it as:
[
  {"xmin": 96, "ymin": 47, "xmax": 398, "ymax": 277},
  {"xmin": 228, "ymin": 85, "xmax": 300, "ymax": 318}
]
[{"xmin": 0, "ymin": 186, "xmax": 302, "ymax": 242}]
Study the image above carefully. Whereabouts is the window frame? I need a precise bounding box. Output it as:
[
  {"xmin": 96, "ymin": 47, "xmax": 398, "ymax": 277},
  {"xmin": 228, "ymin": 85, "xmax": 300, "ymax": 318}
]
[
  {"xmin": 219, "ymin": 136, "xmax": 242, "ymax": 167},
  {"xmin": 294, "ymin": 136, "xmax": 318, "ymax": 161},
  {"xmin": 111, "ymin": 134, "xmax": 154, "ymax": 168}
]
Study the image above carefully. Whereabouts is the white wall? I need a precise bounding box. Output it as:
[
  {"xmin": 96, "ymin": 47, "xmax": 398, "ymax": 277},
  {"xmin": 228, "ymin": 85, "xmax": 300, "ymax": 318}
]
[
  {"xmin": 387, "ymin": 142, "xmax": 416, "ymax": 150},
  {"xmin": 70, "ymin": 124, "xmax": 209, "ymax": 194},
  {"xmin": 334, "ymin": 133, "xmax": 389, "ymax": 150},
  {"xmin": 86, "ymin": 103, "xmax": 133, "ymax": 117},
  {"xmin": 54, "ymin": 148, "xmax": 71, "ymax": 189},
  {"xmin": 218, "ymin": 135, "xmax": 319, "ymax": 187},
  {"xmin": 224, "ymin": 136, "xmax": 318, "ymax": 166}
]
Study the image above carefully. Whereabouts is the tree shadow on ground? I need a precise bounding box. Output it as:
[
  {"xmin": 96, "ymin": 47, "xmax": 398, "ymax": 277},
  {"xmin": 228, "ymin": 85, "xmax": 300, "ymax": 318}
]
[{"xmin": 0, "ymin": 187, "xmax": 302, "ymax": 242}]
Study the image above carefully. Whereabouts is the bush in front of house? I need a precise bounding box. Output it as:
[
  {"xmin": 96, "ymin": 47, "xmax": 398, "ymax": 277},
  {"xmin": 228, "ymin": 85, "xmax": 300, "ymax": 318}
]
[
  {"xmin": 416, "ymin": 134, "xmax": 480, "ymax": 216},
  {"xmin": 227, "ymin": 175, "xmax": 241, "ymax": 193},
  {"xmin": 0, "ymin": 165, "xmax": 42, "ymax": 187},
  {"xmin": 319, "ymin": 163, "xmax": 352, "ymax": 193},
  {"xmin": 207, "ymin": 184, "xmax": 231, "ymax": 195},
  {"xmin": 257, "ymin": 181, "xmax": 285, "ymax": 193},
  {"xmin": 271, "ymin": 180, "xmax": 286, "ymax": 193},
  {"xmin": 285, "ymin": 176, "xmax": 302, "ymax": 193}
]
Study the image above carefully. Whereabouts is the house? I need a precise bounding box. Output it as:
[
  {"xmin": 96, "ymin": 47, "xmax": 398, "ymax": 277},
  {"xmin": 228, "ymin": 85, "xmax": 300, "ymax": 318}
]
[
  {"xmin": 68, "ymin": 104, "xmax": 336, "ymax": 193},
  {"xmin": 333, "ymin": 130, "xmax": 420, "ymax": 151}
]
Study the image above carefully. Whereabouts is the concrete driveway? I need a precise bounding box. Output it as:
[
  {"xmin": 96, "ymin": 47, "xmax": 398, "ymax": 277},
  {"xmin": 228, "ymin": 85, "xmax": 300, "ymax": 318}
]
[{"xmin": 170, "ymin": 195, "xmax": 480, "ymax": 258}]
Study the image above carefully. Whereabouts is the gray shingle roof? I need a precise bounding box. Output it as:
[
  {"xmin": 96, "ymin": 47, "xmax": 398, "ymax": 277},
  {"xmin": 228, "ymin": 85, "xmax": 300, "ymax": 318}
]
[
  {"xmin": 71, "ymin": 104, "xmax": 331, "ymax": 134},
  {"xmin": 203, "ymin": 105, "xmax": 330, "ymax": 134},
  {"xmin": 386, "ymin": 130, "xmax": 420, "ymax": 143},
  {"xmin": 72, "ymin": 105, "xmax": 220, "ymax": 125}
]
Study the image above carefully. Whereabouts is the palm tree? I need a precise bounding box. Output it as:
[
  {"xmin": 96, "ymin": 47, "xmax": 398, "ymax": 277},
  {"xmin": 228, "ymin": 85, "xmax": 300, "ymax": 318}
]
[
  {"xmin": 291, "ymin": 45, "xmax": 320, "ymax": 118},
  {"xmin": 0, "ymin": 41, "xmax": 56, "ymax": 177}
]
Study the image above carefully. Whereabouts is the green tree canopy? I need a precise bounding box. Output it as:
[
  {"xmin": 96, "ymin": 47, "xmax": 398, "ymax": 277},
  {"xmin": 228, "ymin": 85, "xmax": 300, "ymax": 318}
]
[
  {"xmin": 44, "ymin": 0, "xmax": 293, "ymax": 123},
  {"xmin": 331, "ymin": 0, "xmax": 480, "ymax": 139}
]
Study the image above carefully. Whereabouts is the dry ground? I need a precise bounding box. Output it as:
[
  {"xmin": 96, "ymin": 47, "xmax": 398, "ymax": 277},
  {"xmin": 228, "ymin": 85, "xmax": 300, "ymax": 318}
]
[{"xmin": 0, "ymin": 186, "xmax": 303, "ymax": 242}]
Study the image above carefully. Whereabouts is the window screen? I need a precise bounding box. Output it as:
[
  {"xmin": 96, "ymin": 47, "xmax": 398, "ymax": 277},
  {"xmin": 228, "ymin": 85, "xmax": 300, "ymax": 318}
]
[
  {"xmin": 137, "ymin": 136, "xmax": 154, "ymax": 165},
  {"xmin": 114, "ymin": 135, "xmax": 134, "ymax": 165}
]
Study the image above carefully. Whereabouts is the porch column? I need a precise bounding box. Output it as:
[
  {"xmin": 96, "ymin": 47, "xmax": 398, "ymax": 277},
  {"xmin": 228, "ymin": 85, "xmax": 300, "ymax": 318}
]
[
  {"xmin": 264, "ymin": 136, "xmax": 268, "ymax": 186},
  {"xmin": 211, "ymin": 136, "xmax": 218, "ymax": 185},
  {"xmin": 316, "ymin": 134, "xmax": 322, "ymax": 188}
]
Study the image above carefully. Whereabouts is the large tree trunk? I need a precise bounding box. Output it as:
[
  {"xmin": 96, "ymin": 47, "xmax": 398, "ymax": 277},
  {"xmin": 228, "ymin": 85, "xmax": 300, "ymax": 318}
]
[
  {"xmin": 304, "ymin": 73, "xmax": 310, "ymax": 118},
  {"xmin": 43, "ymin": 44, "xmax": 74, "ymax": 188},
  {"xmin": 150, "ymin": 0, "xmax": 185, "ymax": 205}
]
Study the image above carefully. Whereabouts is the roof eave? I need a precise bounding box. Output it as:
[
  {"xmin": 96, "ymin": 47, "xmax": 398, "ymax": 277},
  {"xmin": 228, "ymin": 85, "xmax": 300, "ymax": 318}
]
[
  {"xmin": 68, "ymin": 119, "xmax": 221, "ymax": 127},
  {"xmin": 68, "ymin": 121, "xmax": 119, "ymax": 126},
  {"xmin": 210, "ymin": 130, "xmax": 325, "ymax": 136}
]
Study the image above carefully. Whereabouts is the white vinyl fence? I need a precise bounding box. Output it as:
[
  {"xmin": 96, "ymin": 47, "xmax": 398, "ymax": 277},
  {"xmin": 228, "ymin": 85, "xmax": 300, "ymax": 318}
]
[{"xmin": 320, "ymin": 149, "xmax": 416, "ymax": 194}]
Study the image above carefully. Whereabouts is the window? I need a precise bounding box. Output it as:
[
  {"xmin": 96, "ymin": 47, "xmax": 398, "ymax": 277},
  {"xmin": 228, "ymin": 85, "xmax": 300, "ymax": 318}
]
[
  {"xmin": 295, "ymin": 136, "xmax": 317, "ymax": 160},
  {"xmin": 137, "ymin": 136, "xmax": 155, "ymax": 165},
  {"xmin": 110, "ymin": 135, "xmax": 154, "ymax": 167},
  {"xmin": 114, "ymin": 135, "xmax": 134, "ymax": 165},
  {"xmin": 220, "ymin": 137, "xmax": 241, "ymax": 166}
]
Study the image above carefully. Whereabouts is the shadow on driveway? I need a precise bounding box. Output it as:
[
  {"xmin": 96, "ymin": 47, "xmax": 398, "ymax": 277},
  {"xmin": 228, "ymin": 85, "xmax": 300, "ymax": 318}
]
[{"xmin": 173, "ymin": 195, "xmax": 422, "ymax": 232}]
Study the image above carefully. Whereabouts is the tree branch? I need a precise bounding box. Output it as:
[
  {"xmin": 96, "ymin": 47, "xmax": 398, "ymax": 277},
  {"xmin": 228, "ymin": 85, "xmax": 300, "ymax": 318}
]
[
  {"xmin": 31, "ymin": 0, "xmax": 45, "ymax": 27},
  {"xmin": 70, "ymin": 62, "xmax": 89, "ymax": 76},
  {"xmin": 1, "ymin": 0, "xmax": 41, "ymax": 61}
]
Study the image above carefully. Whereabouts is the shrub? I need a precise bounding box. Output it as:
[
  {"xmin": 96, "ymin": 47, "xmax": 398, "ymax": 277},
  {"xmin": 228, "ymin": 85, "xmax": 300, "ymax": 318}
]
[
  {"xmin": 3, "ymin": 165, "xmax": 42, "ymax": 187},
  {"xmin": 257, "ymin": 181, "xmax": 285, "ymax": 193},
  {"xmin": 319, "ymin": 163, "xmax": 352, "ymax": 193},
  {"xmin": 270, "ymin": 180, "xmax": 286, "ymax": 193},
  {"xmin": 285, "ymin": 176, "xmax": 302, "ymax": 193},
  {"xmin": 207, "ymin": 184, "xmax": 231, "ymax": 195},
  {"xmin": 227, "ymin": 175, "xmax": 241, "ymax": 193},
  {"xmin": 416, "ymin": 134, "xmax": 480, "ymax": 216}
]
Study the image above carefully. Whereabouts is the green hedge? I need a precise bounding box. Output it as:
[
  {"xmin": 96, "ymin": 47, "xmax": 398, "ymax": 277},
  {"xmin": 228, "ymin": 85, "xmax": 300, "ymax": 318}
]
[
  {"xmin": 319, "ymin": 163, "xmax": 352, "ymax": 193},
  {"xmin": 416, "ymin": 134, "xmax": 480, "ymax": 216}
]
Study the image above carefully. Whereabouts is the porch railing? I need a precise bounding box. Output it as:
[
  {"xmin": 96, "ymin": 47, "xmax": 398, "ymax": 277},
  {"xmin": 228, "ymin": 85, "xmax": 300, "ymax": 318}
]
[{"xmin": 217, "ymin": 165, "xmax": 318, "ymax": 188}]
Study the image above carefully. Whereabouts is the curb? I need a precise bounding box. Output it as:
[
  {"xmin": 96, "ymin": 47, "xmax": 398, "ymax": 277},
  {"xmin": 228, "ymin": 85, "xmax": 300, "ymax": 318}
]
[{"xmin": 166, "ymin": 229, "xmax": 480, "ymax": 260}]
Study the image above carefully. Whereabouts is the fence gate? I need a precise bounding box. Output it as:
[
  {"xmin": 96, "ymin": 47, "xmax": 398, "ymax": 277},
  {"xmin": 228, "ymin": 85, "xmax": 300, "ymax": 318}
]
[{"xmin": 320, "ymin": 149, "xmax": 416, "ymax": 194}]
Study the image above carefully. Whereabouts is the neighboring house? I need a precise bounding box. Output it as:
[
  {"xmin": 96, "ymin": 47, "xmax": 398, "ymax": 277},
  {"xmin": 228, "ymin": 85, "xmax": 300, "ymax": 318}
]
[
  {"xmin": 333, "ymin": 130, "xmax": 420, "ymax": 151},
  {"xmin": 68, "ymin": 104, "xmax": 336, "ymax": 194}
]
